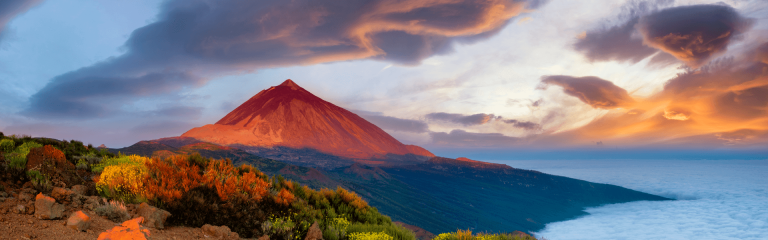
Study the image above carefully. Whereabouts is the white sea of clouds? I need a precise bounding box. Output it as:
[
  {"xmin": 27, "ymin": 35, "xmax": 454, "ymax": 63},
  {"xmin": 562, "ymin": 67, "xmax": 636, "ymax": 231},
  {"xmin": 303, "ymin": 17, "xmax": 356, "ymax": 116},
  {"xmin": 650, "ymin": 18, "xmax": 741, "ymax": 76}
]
[{"xmin": 489, "ymin": 159, "xmax": 768, "ymax": 240}]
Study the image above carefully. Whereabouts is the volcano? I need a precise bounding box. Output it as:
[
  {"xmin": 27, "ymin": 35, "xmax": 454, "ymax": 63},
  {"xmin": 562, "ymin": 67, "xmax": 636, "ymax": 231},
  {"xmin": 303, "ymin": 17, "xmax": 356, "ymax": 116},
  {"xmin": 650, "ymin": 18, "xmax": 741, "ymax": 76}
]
[{"xmin": 181, "ymin": 79, "xmax": 433, "ymax": 160}]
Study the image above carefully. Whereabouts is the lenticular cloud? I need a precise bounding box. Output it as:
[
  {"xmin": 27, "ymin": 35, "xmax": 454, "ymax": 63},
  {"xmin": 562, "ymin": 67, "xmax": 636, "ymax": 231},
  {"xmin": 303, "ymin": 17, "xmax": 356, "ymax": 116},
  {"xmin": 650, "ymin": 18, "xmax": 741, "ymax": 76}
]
[{"xmin": 493, "ymin": 159, "xmax": 768, "ymax": 240}]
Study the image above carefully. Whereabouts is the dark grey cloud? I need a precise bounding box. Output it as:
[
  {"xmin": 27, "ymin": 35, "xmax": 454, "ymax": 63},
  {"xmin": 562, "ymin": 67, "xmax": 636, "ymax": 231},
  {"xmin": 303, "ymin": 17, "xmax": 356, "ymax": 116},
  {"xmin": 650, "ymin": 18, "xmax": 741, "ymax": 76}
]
[
  {"xmin": 353, "ymin": 110, "xmax": 429, "ymax": 133},
  {"xmin": 573, "ymin": 0, "xmax": 673, "ymax": 63},
  {"xmin": 429, "ymin": 129, "xmax": 519, "ymax": 148},
  {"xmin": 540, "ymin": 75, "xmax": 635, "ymax": 109},
  {"xmin": 25, "ymin": 0, "xmax": 544, "ymax": 119},
  {"xmin": 503, "ymin": 119, "xmax": 541, "ymax": 130},
  {"xmin": 0, "ymin": 0, "xmax": 42, "ymax": 42},
  {"xmin": 637, "ymin": 4, "xmax": 754, "ymax": 68},
  {"xmin": 426, "ymin": 112, "xmax": 495, "ymax": 126}
]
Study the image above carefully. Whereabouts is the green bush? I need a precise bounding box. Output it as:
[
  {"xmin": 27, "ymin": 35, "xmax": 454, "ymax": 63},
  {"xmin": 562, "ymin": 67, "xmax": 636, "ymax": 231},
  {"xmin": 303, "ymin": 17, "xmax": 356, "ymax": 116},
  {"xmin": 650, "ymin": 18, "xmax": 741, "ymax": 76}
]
[
  {"xmin": 0, "ymin": 139, "xmax": 14, "ymax": 153},
  {"xmin": 95, "ymin": 200, "xmax": 131, "ymax": 223},
  {"xmin": 91, "ymin": 154, "xmax": 141, "ymax": 172},
  {"xmin": 4, "ymin": 152, "xmax": 27, "ymax": 171},
  {"xmin": 347, "ymin": 223, "xmax": 415, "ymax": 240},
  {"xmin": 27, "ymin": 170, "xmax": 52, "ymax": 192},
  {"xmin": 14, "ymin": 141, "xmax": 43, "ymax": 158}
]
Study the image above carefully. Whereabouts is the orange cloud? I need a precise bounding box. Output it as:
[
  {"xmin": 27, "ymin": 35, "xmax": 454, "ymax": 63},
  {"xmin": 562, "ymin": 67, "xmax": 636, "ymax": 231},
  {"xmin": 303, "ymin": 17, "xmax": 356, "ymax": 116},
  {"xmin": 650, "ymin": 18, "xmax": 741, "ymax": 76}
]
[{"xmin": 544, "ymin": 43, "xmax": 768, "ymax": 148}]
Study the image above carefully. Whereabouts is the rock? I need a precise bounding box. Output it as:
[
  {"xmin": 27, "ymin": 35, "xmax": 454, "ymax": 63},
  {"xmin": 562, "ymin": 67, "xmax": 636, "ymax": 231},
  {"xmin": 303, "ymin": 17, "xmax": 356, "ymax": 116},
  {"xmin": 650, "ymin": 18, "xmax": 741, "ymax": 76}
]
[
  {"xmin": 25, "ymin": 203, "xmax": 35, "ymax": 215},
  {"xmin": 97, "ymin": 217, "xmax": 151, "ymax": 240},
  {"xmin": 304, "ymin": 222, "xmax": 323, "ymax": 240},
  {"xmin": 51, "ymin": 187, "xmax": 74, "ymax": 202},
  {"xmin": 18, "ymin": 192, "xmax": 33, "ymax": 202},
  {"xmin": 258, "ymin": 235, "xmax": 270, "ymax": 240},
  {"xmin": 0, "ymin": 191, "xmax": 8, "ymax": 197},
  {"xmin": 34, "ymin": 193, "xmax": 64, "ymax": 219},
  {"xmin": 84, "ymin": 196, "xmax": 102, "ymax": 210},
  {"xmin": 202, "ymin": 224, "xmax": 240, "ymax": 239},
  {"xmin": 14, "ymin": 205, "xmax": 26, "ymax": 214},
  {"xmin": 137, "ymin": 202, "xmax": 171, "ymax": 229},
  {"xmin": 66, "ymin": 211, "xmax": 91, "ymax": 231},
  {"xmin": 71, "ymin": 185, "xmax": 88, "ymax": 196}
]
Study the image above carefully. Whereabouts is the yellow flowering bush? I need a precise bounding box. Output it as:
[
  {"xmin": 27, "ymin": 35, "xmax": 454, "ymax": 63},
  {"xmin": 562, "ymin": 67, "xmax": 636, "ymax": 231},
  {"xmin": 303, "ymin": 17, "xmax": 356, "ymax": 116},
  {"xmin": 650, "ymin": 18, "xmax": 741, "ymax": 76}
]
[
  {"xmin": 96, "ymin": 155, "xmax": 149, "ymax": 202},
  {"xmin": 348, "ymin": 232, "xmax": 394, "ymax": 240}
]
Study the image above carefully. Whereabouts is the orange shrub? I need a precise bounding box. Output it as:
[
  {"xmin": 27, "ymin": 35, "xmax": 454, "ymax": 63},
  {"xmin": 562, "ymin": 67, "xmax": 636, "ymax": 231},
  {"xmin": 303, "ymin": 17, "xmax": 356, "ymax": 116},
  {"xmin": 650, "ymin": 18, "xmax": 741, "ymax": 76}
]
[
  {"xmin": 204, "ymin": 159, "xmax": 269, "ymax": 201},
  {"xmin": 143, "ymin": 155, "xmax": 203, "ymax": 204},
  {"xmin": 275, "ymin": 188, "xmax": 295, "ymax": 206},
  {"xmin": 41, "ymin": 145, "xmax": 65, "ymax": 161}
]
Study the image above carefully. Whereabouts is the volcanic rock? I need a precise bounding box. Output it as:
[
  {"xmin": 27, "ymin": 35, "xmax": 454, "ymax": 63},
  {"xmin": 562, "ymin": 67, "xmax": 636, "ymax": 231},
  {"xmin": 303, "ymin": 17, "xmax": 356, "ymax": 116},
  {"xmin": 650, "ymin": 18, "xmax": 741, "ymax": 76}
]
[
  {"xmin": 137, "ymin": 202, "xmax": 171, "ymax": 229},
  {"xmin": 304, "ymin": 222, "xmax": 323, "ymax": 240},
  {"xmin": 67, "ymin": 211, "xmax": 91, "ymax": 231},
  {"xmin": 97, "ymin": 217, "xmax": 151, "ymax": 240},
  {"xmin": 34, "ymin": 193, "xmax": 64, "ymax": 219},
  {"xmin": 202, "ymin": 224, "xmax": 239, "ymax": 239},
  {"xmin": 182, "ymin": 79, "xmax": 434, "ymax": 159}
]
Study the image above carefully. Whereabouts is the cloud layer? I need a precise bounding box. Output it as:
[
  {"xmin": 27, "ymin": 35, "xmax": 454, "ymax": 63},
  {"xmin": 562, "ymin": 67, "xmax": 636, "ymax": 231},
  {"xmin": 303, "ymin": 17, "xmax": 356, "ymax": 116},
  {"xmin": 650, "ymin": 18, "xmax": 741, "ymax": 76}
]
[
  {"xmin": 0, "ymin": 0, "xmax": 41, "ymax": 42},
  {"xmin": 25, "ymin": 0, "xmax": 542, "ymax": 119}
]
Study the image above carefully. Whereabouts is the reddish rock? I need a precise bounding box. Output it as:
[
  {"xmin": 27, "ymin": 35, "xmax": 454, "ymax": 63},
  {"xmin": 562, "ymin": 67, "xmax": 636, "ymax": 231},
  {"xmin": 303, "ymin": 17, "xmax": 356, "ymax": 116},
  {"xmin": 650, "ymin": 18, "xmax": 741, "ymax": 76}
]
[
  {"xmin": 97, "ymin": 217, "xmax": 151, "ymax": 240},
  {"xmin": 137, "ymin": 202, "xmax": 171, "ymax": 229},
  {"xmin": 304, "ymin": 222, "xmax": 323, "ymax": 240},
  {"xmin": 258, "ymin": 235, "xmax": 270, "ymax": 240},
  {"xmin": 71, "ymin": 185, "xmax": 88, "ymax": 196},
  {"xmin": 182, "ymin": 79, "xmax": 434, "ymax": 160},
  {"xmin": 66, "ymin": 211, "xmax": 91, "ymax": 231},
  {"xmin": 202, "ymin": 224, "xmax": 239, "ymax": 239},
  {"xmin": 25, "ymin": 145, "xmax": 71, "ymax": 171},
  {"xmin": 51, "ymin": 187, "xmax": 74, "ymax": 202},
  {"xmin": 34, "ymin": 193, "xmax": 64, "ymax": 219}
]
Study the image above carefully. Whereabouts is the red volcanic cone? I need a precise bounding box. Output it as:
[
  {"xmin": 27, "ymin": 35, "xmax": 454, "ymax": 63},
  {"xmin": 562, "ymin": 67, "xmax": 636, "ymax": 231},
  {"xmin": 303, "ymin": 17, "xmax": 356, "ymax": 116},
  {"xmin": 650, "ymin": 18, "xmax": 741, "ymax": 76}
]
[{"xmin": 182, "ymin": 79, "xmax": 434, "ymax": 159}]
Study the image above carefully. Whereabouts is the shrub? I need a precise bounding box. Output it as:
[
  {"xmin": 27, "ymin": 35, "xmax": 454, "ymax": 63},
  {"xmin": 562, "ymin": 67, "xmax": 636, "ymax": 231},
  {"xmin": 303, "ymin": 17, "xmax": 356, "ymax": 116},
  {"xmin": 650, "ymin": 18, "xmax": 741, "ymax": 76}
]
[
  {"xmin": 4, "ymin": 152, "xmax": 26, "ymax": 171},
  {"xmin": 143, "ymin": 155, "xmax": 211, "ymax": 205},
  {"xmin": 95, "ymin": 200, "xmax": 131, "ymax": 223},
  {"xmin": 432, "ymin": 231, "xmax": 538, "ymax": 240},
  {"xmin": 96, "ymin": 163, "xmax": 147, "ymax": 203},
  {"xmin": 347, "ymin": 223, "xmax": 415, "ymax": 240},
  {"xmin": 27, "ymin": 170, "xmax": 52, "ymax": 192},
  {"xmin": 263, "ymin": 215, "xmax": 298, "ymax": 240},
  {"xmin": 92, "ymin": 154, "xmax": 147, "ymax": 172},
  {"xmin": 14, "ymin": 141, "xmax": 43, "ymax": 158},
  {"xmin": 324, "ymin": 217, "xmax": 351, "ymax": 240},
  {"xmin": 0, "ymin": 139, "xmax": 14, "ymax": 153},
  {"xmin": 349, "ymin": 232, "xmax": 394, "ymax": 240}
]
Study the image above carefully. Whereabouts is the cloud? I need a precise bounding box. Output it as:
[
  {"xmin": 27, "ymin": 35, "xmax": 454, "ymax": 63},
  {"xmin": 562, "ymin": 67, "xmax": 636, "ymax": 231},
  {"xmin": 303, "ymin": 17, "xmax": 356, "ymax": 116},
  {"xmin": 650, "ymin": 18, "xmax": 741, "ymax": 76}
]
[
  {"xmin": 540, "ymin": 75, "xmax": 635, "ymax": 109},
  {"xmin": 0, "ymin": 0, "xmax": 42, "ymax": 43},
  {"xmin": 144, "ymin": 106, "xmax": 203, "ymax": 119},
  {"xmin": 503, "ymin": 119, "xmax": 541, "ymax": 130},
  {"xmin": 572, "ymin": 0, "xmax": 673, "ymax": 63},
  {"xmin": 353, "ymin": 110, "xmax": 429, "ymax": 133},
  {"xmin": 426, "ymin": 112, "xmax": 495, "ymax": 126},
  {"xmin": 25, "ymin": 0, "xmax": 544, "ymax": 119},
  {"xmin": 429, "ymin": 129, "xmax": 519, "ymax": 147},
  {"xmin": 637, "ymin": 4, "xmax": 754, "ymax": 68}
]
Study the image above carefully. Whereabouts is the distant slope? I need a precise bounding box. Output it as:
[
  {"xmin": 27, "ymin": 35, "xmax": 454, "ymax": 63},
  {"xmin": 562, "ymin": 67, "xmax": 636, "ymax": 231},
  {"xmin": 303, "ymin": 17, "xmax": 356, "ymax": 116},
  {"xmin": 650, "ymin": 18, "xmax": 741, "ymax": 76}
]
[{"xmin": 330, "ymin": 157, "xmax": 671, "ymax": 234}]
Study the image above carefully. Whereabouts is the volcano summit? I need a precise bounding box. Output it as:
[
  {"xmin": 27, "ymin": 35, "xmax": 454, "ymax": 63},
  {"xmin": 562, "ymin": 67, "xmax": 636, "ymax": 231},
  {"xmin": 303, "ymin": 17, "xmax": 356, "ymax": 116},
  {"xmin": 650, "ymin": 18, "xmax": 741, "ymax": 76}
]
[{"xmin": 182, "ymin": 79, "xmax": 433, "ymax": 163}]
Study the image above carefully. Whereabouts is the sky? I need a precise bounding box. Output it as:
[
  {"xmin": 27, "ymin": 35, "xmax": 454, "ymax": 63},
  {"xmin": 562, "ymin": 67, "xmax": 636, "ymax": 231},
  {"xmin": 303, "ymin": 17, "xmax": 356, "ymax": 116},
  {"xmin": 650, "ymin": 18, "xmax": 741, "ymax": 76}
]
[{"xmin": 1, "ymin": 0, "xmax": 767, "ymax": 157}]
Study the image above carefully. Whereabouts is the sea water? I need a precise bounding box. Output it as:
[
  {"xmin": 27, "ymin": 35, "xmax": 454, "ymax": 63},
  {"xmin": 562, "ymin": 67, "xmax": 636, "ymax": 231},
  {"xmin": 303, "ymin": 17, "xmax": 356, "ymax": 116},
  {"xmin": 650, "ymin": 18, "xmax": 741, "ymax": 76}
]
[{"xmin": 487, "ymin": 159, "xmax": 768, "ymax": 240}]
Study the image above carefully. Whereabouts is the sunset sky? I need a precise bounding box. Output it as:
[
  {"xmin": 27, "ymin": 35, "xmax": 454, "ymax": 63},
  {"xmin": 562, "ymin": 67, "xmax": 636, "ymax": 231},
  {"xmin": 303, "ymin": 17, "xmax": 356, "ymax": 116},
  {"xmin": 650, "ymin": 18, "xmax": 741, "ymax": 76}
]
[{"xmin": 1, "ymin": 0, "xmax": 767, "ymax": 157}]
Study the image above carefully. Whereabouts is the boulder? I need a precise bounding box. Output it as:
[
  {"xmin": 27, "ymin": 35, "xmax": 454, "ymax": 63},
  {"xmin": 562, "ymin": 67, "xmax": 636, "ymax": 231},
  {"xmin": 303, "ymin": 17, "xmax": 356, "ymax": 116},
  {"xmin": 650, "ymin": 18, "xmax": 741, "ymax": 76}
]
[
  {"xmin": 14, "ymin": 205, "xmax": 26, "ymax": 214},
  {"xmin": 71, "ymin": 185, "xmax": 88, "ymax": 196},
  {"xmin": 258, "ymin": 235, "xmax": 270, "ymax": 240},
  {"xmin": 202, "ymin": 224, "xmax": 240, "ymax": 239},
  {"xmin": 51, "ymin": 187, "xmax": 74, "ymax": 202},
  {"xmin": 66, "ymin": 211, "xmax": 91, "ymax": 231},
  {"xmin": 136, "ymin": 202, "xmax": 171, "ymax": 229},
  {"xmin": 18, "ymin": 192, "xmax": 33, "ymax": 202},
  {"xmin": 84, "ymin": 196, "xmax": 102, "ymax": 210},
  {"xmin": 34, "ymin": 193, "xmax": 64, "ymax": 219},
  {"xmin": 97, "ymin": 217, "xmax": 151, "ymax": 240},
  {"xmin": 304, "ymin": 222, "xmax": 323, "ymax": 240}
]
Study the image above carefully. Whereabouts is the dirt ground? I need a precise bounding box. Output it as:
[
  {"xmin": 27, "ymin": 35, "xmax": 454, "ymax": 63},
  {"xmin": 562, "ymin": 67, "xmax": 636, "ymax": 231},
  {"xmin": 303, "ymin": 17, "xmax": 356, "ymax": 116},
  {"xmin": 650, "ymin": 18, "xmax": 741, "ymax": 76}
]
[{"xmin": 0, "ymin": 184, "xmax": 244, "ymax": 240}]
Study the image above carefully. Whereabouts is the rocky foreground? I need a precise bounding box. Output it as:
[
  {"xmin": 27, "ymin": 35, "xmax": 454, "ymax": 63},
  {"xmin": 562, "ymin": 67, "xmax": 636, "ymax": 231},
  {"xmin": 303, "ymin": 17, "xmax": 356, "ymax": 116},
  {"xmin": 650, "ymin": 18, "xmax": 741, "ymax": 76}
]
[{"xmin": 0, "ymin": 181, "xmax": 290, "ymax": 240}]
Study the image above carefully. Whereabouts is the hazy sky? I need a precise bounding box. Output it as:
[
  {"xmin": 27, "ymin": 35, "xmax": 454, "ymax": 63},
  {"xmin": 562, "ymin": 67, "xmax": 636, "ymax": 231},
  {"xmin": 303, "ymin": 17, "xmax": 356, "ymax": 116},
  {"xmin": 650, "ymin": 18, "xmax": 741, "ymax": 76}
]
[{"xmin": 1, "ymin": 0, "xmax": 767, "ymax": 154}]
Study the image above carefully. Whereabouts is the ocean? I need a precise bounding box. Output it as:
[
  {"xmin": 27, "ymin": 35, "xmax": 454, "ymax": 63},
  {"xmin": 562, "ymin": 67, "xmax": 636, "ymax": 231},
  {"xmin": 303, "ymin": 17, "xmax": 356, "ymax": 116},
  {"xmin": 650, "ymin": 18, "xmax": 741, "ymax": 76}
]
[{"xmin": 488, "ymin": 159, "xmax": 768, "ymax": 240}]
